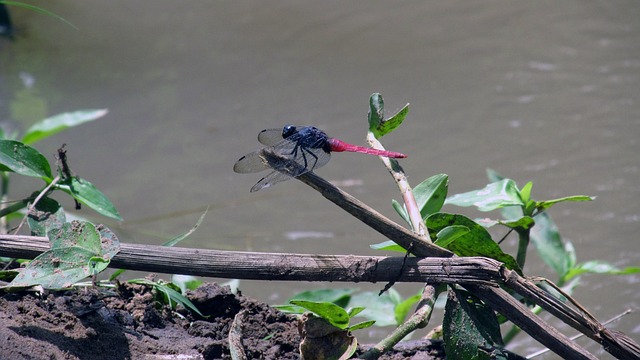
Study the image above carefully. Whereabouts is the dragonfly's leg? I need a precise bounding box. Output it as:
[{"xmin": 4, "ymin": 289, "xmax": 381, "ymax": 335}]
[
  {"xmin": 299, "ymin": 147, "xmax": 309, "ymax": 170},
  {"xmin": 303, "ymin": 148, "xmax": 319, "ymax": 170}
]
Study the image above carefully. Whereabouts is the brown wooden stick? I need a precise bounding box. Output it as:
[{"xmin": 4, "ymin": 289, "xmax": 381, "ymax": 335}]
[
  {"xmin": 0, "ymin": 235, "xmax": 601, "ymax": 359},
  {"xmin": 294, "ymin": 171, "xmax": 451, "ymax": 258},
  {"xmin": 0, "ymin": 235, "xmax": 490, "ymax": 283}
]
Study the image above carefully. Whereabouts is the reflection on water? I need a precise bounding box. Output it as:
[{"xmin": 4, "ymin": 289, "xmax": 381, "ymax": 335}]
[{"xmin": 1, "ymin": 1, "xmax": 639, "ymax": 355}]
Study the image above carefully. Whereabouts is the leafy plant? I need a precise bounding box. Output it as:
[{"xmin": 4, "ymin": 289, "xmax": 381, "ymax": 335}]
[
  {"xmin": 128, "ymin": 278, "xmax": 205, "ymax": 317},
  {"xmin": 0, "ymin": 109, "xmax": 121, "ymax": 221},
  {"xmin": 292, "ymin": 298, "xmax": 376, "ymax": 360},
  {"xmin": 360, "ymin": 93, "xmax": 638, "ymax": 358},
  {"xmin": 0, "ymin": 110, "xmax": 124, "ymax": 290},
  {"xmin": 291, "ymin": 299, "xmax": 376, "ymax": 332}
]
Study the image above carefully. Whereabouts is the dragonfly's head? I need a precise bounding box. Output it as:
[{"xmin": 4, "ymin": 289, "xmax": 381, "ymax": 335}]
[{"xmin": 282, "ymin": 125, "xmax": 297, "ymax": 139}]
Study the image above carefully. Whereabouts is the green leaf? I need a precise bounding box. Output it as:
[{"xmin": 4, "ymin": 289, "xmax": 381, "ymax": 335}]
[
  {"xmin": 475, "ymin": 216, "xmax": 535, "ymax": 231},
  {"xmin": 56, "ymin": 176, "xmax": 122, "ymax": 220},
  {"xmin": 530, "ymin": 212, "xmax": 574, "ymax": 280},
  {"xmin": 129, "ymin": 279, "xmax": 204, "ymax": 317},
  {"xmin": 289, "ymin": 288, "xmax": 354, "ymax": 307},
  {"xmin": 519, "ymin": 181, "xmax": 533, "ymax": 203},
  {"xmin": 347, "ymin": 306, "xmax": 366, "ymax": 318},
  {"xmin": 443, "ymin": 288, "xmax": 506, "ymax": 360},
  {"xmin": 367, "ymin": 93, "xmax": 407, "ymax": 138},
  {"xmin": 0, "ymin": 140, "xmax": 52, "ymax": 179},
  {"xmin": 392, "ymin": 199, "xmax": 411, "ymax": 226},
  {"xmin": 377, "ymin": 104, "xmax": 408, "ymax": 137},
  {"xmin": 368, "ymin": 93, "xmax": 385, "ymax": 130},
  {"xmin": 272, "ymin": 304, "xmax": 303, "ymax": 313},
  {"xmin": 27, "ymin": 196, "xmax": 66, "ymax": 237},
  {"xmin": 0, "ymin": 269, "xmax": 19, "ymax": 282},
  {"xmin": 434, "ymin": 225, "xmax": 470, "ymax": 248},
  {"xmin": 394, "ymin": 292, "xmax": 422, "ymax": 324},
  {"xmin": 445, "ymin": 179, "xmax": 524, "ymax": 212},
  {"xmin": 370, "ymin": 240, "xmax": 406, "ymax": 253},
  {"xmin": 22, "ymin": 109, "xmax": 108, "ymax": 145},
  {"xmin": 350, "ymin": 289, "xmax": 402, "ymax": 326},
  {"xmin": 4, "ymin": 221, "xmax": 119, "ymax": 289},
  {"xmin": 172, "ymin": 274, "xmax": 203, "ymax": 294},
  {"xmin": 278, "ymin": 288, "xmax": 354, "ymax": 314},
  {"xmin": 88, "ymin": 256, "xmax": 110, "ymax": 276},
  {"xmin": 348, "ymin": 320, "xmax": 376, "ymax": 331},
  {"xmin": 162, "ymin": 207, "xmax": 208, "ymax": 247},
  {"xmin": 535, "ymin": 195, "xmax": 595, "ymax": 212},
  {"xmin": 96, "ymin": 223, "xmax": 120, "ymax": 259},
  {"xmin": 427, "ymin": 213, "xmax": 522, "ymax": 273},
  {"xmin": 415, "ymin": 174, "xmax": 449, "ymax": 219},
  {"xmin": 392, "ymin": 174, "xmax": 448, "ymax": 228},
  {"xmin": 0, "ymin": 1, "xmax": 78, "ymax": 30},
  {"xmin": 564, "ymin": 261, "xmax": 640, "ymax": 281},
  {"xmin": 290, "ymin": 300, "xmax": 351, "ymax": 329},
  {"xmin": 486, "ymin": 169, "xmax": 578, "ymax": 281},
  {"xmin": 298, "ymin": 314, "xmax": 357, "ymax": 360}
]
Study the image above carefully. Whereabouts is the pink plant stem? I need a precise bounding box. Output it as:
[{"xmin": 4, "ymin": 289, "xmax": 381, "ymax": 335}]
[{"xmin": 366, "ymin": 132, "xmax": 429, "ymax": 239}]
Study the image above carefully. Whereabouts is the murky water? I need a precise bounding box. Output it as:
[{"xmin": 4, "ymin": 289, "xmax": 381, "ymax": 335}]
[{"xmin": 1, "ymin": 1, "xmax": 638, "ymax": 357}]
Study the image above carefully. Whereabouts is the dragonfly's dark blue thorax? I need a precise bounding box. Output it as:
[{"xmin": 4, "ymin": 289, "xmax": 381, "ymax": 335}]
[{"xmin": 282, "ymin": 125, "xmax": 331, "ymax": 154}]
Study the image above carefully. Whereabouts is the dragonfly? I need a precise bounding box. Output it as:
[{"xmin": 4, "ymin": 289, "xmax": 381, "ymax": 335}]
[{"xmin": 233, "ymin": 125, "xmax": 407, "ymax": 192}]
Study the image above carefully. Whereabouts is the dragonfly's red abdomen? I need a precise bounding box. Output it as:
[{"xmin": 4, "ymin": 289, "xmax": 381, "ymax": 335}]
[{"xmin": 326, "ymin": 138, "xmax": 407, "ymax": 158}]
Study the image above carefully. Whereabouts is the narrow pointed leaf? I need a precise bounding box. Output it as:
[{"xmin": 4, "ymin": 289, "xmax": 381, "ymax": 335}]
[
  {"xmin": 368, "ymin": 93, "xmax": 385, "ymax": 129},
  {"xmin": 394, "ymin": 292, "xmax": 422, "ymax": 324},
  {"xmin": 0, "ymin": 1, "xmax": 78, "ymax": 30},
  {"xmin": 535, "ymin": 195, "xmax": 595, "ymax": 212},
  {"xmin": 519, "ymin": 181, "xmax": 533, "ymax": 203},
  {"xmin": 129, "ymin": 279, "xmax": 204, "ymax": 317},
  {"xmin": 375, "ymin": 103, "xmax": 408, "ymax": 138},
  {"xmin": 22, "ymin": 109, "xmax": 108, "ymax": 144},
  {"xmin": 348, "ymin": 320, "xmax": 376, "ymax": 331},
  {"xmin": 392, "ymin": 198, "xmax": 411, "ymax": 226},
  {"xmin": 564, "ymin": 261, "xmax": 640, "ymax": 281},
  {"xmin": 347, "ymin": 306, "xmax": 366, "ymax": 318},
  {"xmin": 370, "ymin": 240, "xmax": 406, "ymax": 253},
  {"xmin": 162, "ymin": 206, "xmax": 208, "ymax": 247}
]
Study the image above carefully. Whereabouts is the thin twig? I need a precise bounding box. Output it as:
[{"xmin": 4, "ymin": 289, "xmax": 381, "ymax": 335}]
[
  {"xmin": 361, "ymin": 284, "xmax": 443, "ymax": 359},
  {"xmin": 526, "ymin": 309, "xmax": 635, "ymax": 359},
  {"xmin": 12, "ymin": 175, "xmax": 60, "ymax": 235}
]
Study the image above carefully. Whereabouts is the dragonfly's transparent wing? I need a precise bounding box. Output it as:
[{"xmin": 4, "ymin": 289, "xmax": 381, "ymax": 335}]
[
  {"xmin": 257, "ymin": 129, "xmax": 284, "ymax": 146},
  {"xmin": 233, "ymin": 151, "xmax": 270, "ymax": 173},
  {"xmin": 250, "ymin": 149, "xmax": 331, "ymax": 192},
  {"xmin": 250, "ymin": 170, "xmax": 293, "ymax": 192}
]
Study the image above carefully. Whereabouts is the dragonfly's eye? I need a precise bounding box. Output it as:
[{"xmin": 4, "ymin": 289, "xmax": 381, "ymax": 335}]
[{"xmin": 282, "ymin": 125, "xmax": 296, "ymax": 138}]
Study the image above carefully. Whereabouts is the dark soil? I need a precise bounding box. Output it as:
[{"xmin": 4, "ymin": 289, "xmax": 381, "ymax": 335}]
[{"xmin": 0, "ymin": 280, "xmax": 445, "ymax": 360}]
